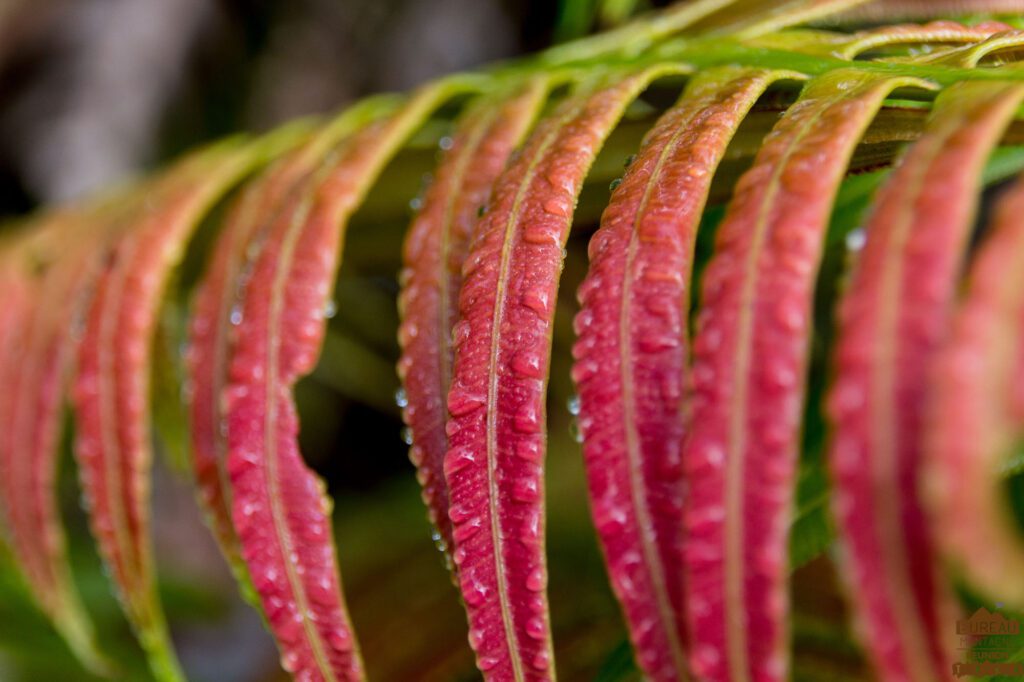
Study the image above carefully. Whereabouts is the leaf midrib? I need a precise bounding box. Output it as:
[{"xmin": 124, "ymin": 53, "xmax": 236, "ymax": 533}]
[
  {"xmin": 619, "ymin": 95, "xmax": 702, "ymax": 681},
  {"xmin": 485, "ymin": 95, "xmax": 585, "ymax": 682},
  {"xmin": 264, "ymin": 184, "xmax": 338, "ymax": 680},
  {"xmin": 439, "ymin": 110, "xmax": 498, "ymax": 441},
  {"xmin": 721, "ymin": 87, "xmax": 829, "ymax": 682}
]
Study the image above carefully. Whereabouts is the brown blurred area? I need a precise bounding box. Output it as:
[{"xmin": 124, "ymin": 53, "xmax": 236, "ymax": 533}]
[{"xmin": 0, "ymin": 0, "xmax": 561, "ymax": 214}]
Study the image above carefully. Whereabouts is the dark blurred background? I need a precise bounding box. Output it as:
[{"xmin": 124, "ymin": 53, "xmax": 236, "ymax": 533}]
[{"xmin": 0, "ymin": 0, "xmax": 667, "ymax": 214}]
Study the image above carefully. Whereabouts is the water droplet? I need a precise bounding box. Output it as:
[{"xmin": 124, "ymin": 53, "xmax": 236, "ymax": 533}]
[
  {"xmin": 571, "ymin": 359, "xmax": 598, "ymax": 384},
  {"xmin": 449, "ymin": 503, "xmax": 472, "ymax": 524},
  {"xmin": 281, "ymin": 650, "xmax": 300, "ymax": 673},
  {"xmin": 328, "ymin": 629, "xmax": 351, "ymax": 650},
  {"xmin": 511, "ymin": 350, "xmax": 544, "ymax": 379},
  {"xmin": 702, "ymin": 442, "xmax": 725, "ymax": 468},
  {"xmin": 566, "ymin": 395, "xmax": 580, "ymax": 416},
  {"xmin": 462, "ymin": 572, "xmax": 489, "ymax": 606},
  {"xmin": 229, "ymin": 305, "xmax": 244, "ymax": 326},
  {"xmin": 516, "ymin": 440, "xmax": 541, "ymax": 462},
  {"xmin": 443, "ymin": 447, "xmax": 476, "ymax": 476},
  {"xmin": 244, "ymin": 240, "xmax": 261, "ymax": 262},
  {"xmin": 477, "ymin": 205, "xmax": 487, "ymax": 218},
  {"xmin": 468, "ymin": 627, "xmax": 485, "ymax": 649},
  {"xmin": 692, "ymin": 643, "xmax": 721, "ymax": 675},
  {"xmin": 521, "ymin": 289, "xmax": 551, "ymax": 316},
  {"xmin": 846, "ymin": 227, "xmax": 866, "ymax": 252},
  {"xmin": 775, "ymin": 300, "xmax": 804, "ymax": 333},
  {"xmin": 609, "ymin": 178, "xmax": 622, "ymax": 191},
  {"xmin": 512, "ymin": 477, "xmax": 540, "ymax": 502},
  {"xmin": 542, "ymin": 198, "xmax": 570, "ymax": 217},
  {"xmin": 523, "ymin": 226, "xmax": 555, "ymax": 245},
  {"xmin": 514, "ymin": 402, "xmax": 541, "ymax": 433},
  {"xmin": 400, "ymin": 426, "xmax": 414, "ymax": 445},
  {"xmin": 438, "ymin": 136, "xmax": 454, "ymax": 151},
  {"xmin": 526, "ymin": 617, "xmax": 547, "ymax": 640},
  {"xmin": 624, "ymin": 154, "xmax": 636, "ymax": 168},
  {"xmin": 431, "ymin": 530, "xmax": 447, "ymax": 554},
  {"xmin": 452, "ymin": 319, "xmax": 472, "ymax": 346},
  {"xmin": 532, "ymin": 650, "xmax": 551, "ymax": 670},
  {"xmin": 323, "ymin": 300, "xmax": 337, "ymax": 319},
  {"xmin": 394, "ymin": 387, "xmax": 408, "ymax": 408},
  {"xmin": 689, "ymin": 504, "xmax": 725, "ymax": 528},
  {"xmin": 398, "ymin": 320, "xmax": 419, "ymax": 345},
  {"xmin": 595, "ymin": 503, "xmax": 628, "ymax": 535},
  {"xmin": 526, "ymin": 566, "xmax": 546, "ymax": 591},
  {"xmin": 638, "ymin": 334, "xmax": 679, "ymax": 353},
  {"xmin": 569, "ymin": 419, "xmax": 583, "ymax": 443},
  {"xmin": 409, "ymin": 196, "xmax": 424, "ymax": 212},
  {"xmin": 448, "ymin": 388, "xmax": 485, "ymax": 416},
  {"xmin": 573, "ymin": 309, "xmax": 594, "ymax": 335},
  {"xmin": 479, "ymin": 655, "xmax": 501, "ymax": 671},
  {"xmin": 520, "ymin": 510, "xmax": 541, "ymax": 545},
  {"xmin": 453, "ymin": 516, "xmax": 483, "ymax": 542}
]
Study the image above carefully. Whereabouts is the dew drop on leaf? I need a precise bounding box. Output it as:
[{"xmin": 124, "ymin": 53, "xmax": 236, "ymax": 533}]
[
  {"xmin": 846, "ymin": 227, "xmax": 866, "ymax": 252},
  {"xmin": 569, "ymin": 419, "xmax": 583, "ymax": 444},
  {"xmin": 431, "ymin": 530, "xmax": 447, "ymax": 554}
]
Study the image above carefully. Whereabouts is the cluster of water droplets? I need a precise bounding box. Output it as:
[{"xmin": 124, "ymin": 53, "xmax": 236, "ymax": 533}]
[{"xmin": 394, "ymin": 387, "xmax": 415, "ymax": 446}]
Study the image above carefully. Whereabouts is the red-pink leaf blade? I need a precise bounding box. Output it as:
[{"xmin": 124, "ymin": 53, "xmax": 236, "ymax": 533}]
[
  {"xmin": 4, "ymin": 217, "xmax": 113, "ymax": 673},
  {"xmin": 445, "ymin": 65, "xmax": 683, "ymax": 681},
  {"xmin": 827, "ymin": 80, "xmax": 1024, "ymax": 682},
  {"xmin": 682, "ymin": 69, "xmax": 927, "ymax": 682},
  {"xmin": 573, "ymin": 67, "xmax": 783, "ymax": 682},
  {"xmin": 187, "ymin": 122, "xmax": 352, "ymax": 595},
  {"xmin": 224, "ymin": 85, "xmax": 463, "ymax": 681},
  {"xmin": 398, "ymin": 83, "xmax": 548, "ymax": 557},
  {"xmin": 72, "ymin": 141, "xmax": 269, "ymax": 679},
  {"xmin": 926, "ymin": 172, "xmax": 1024, "ymax": 608}
]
